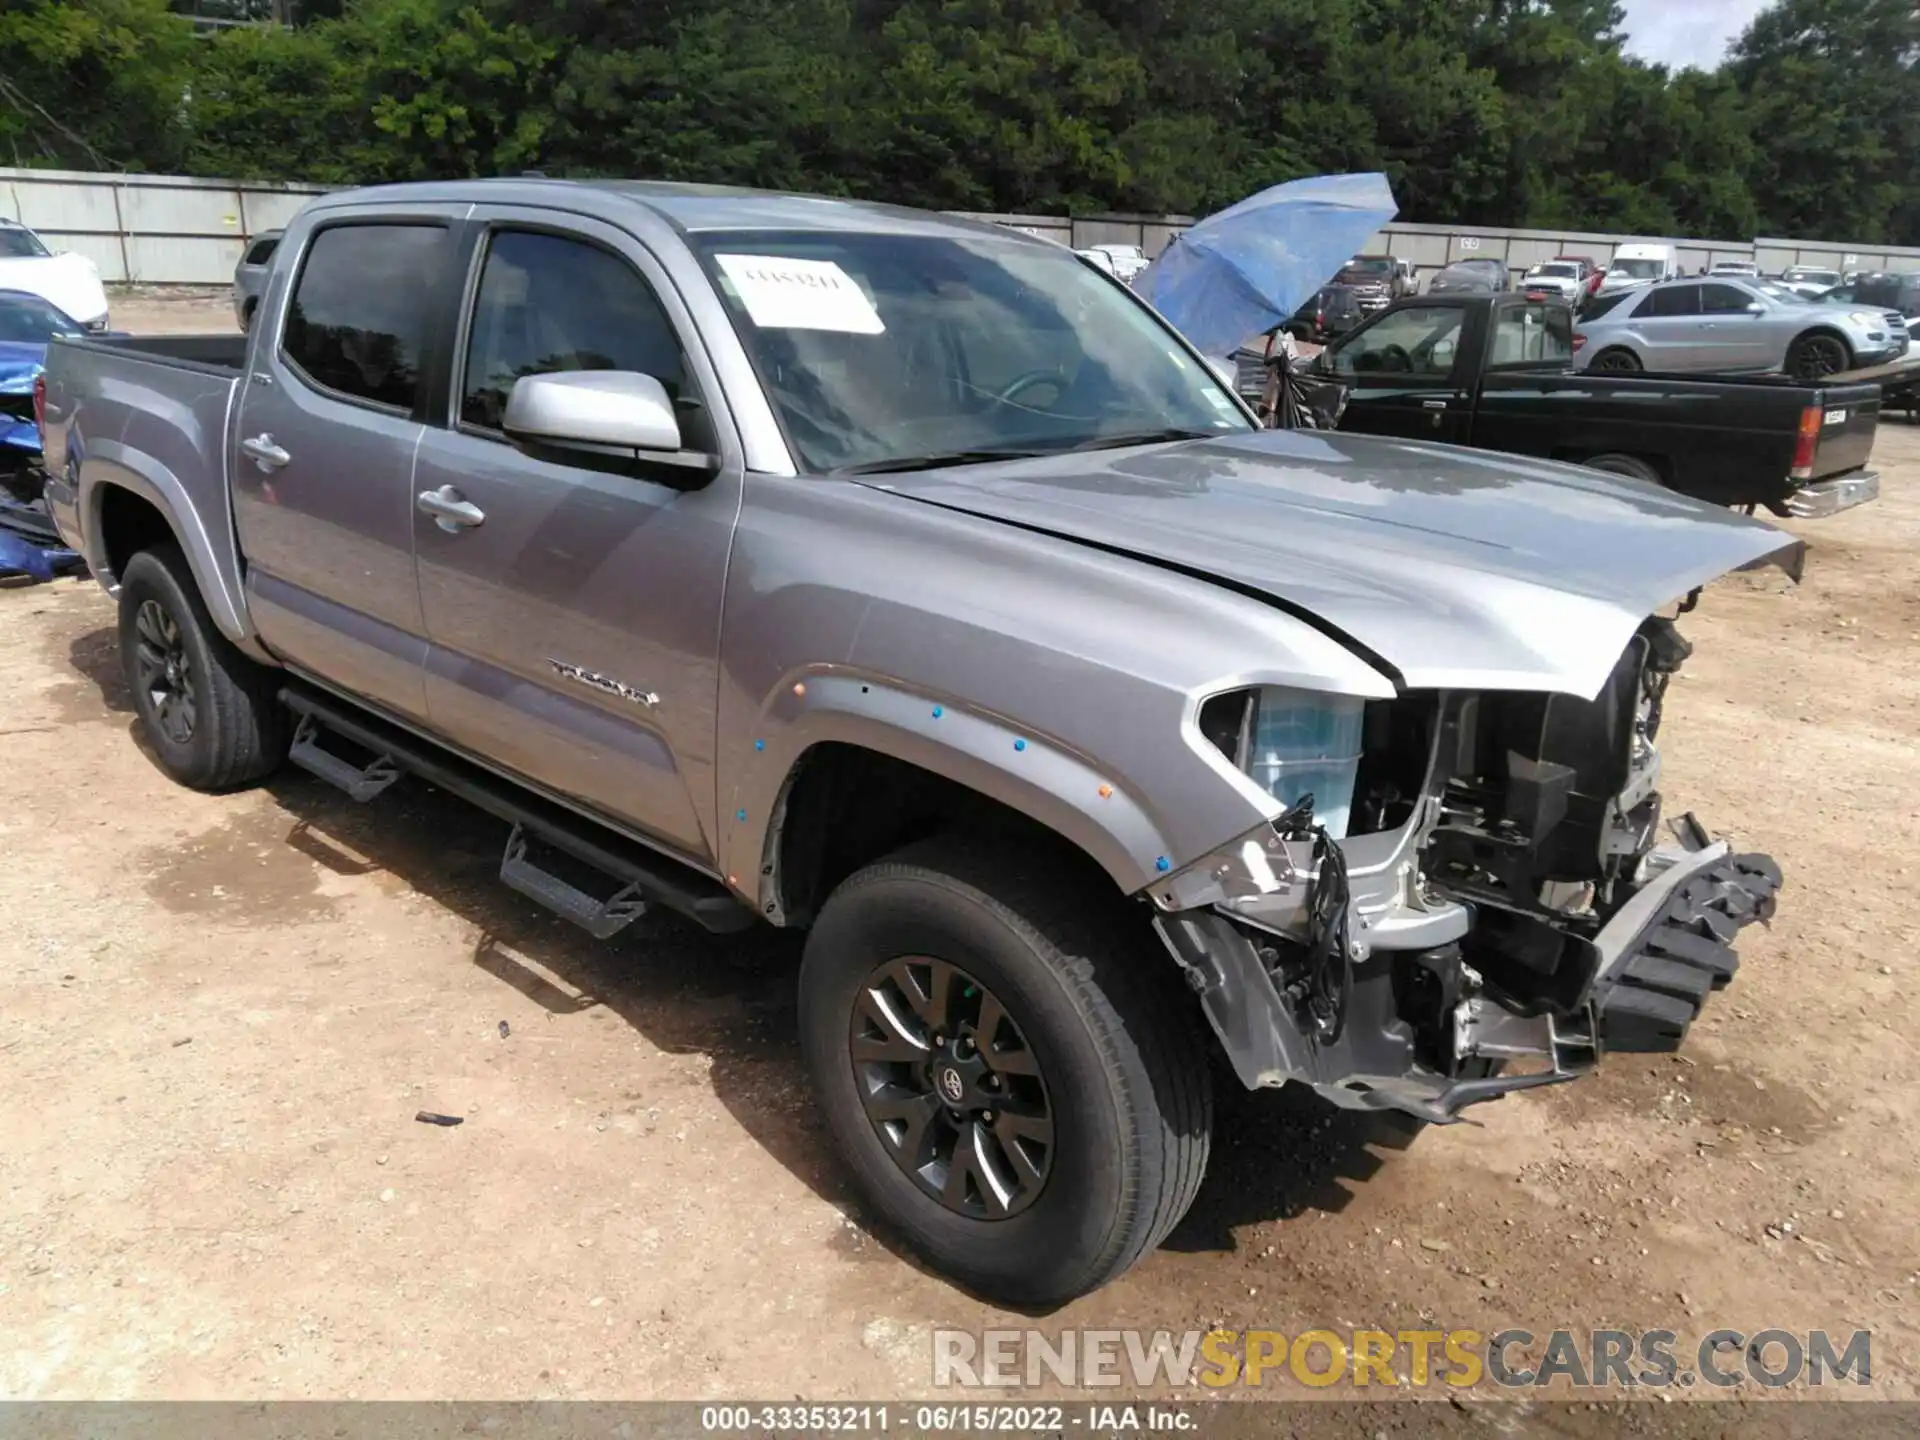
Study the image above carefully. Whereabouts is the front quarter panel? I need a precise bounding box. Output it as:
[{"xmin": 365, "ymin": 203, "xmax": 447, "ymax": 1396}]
[{"xmin": 714, "ymin": 477, "xmax": 1395, "ymax": 907}]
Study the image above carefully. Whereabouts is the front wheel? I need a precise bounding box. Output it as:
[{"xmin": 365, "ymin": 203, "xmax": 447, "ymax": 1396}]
[
  {"xmin": 799, "ymin": 837, "xmax": 1213, "ymax": 1305},
  {"xmin": 1589, "ymin": 347, "xmax": 1642, "ymax": 373},
  {"xmin": 1786, "ymin": 331, "xmax": 1851, "ymax": 381},
  {"xmin": 118, "ymin": 543, "xmax": 288, "ymax": 790}
]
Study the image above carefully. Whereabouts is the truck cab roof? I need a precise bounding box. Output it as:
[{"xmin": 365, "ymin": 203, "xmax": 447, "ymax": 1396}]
[{"xmin": 304, "ymin": 177, "xmax": 1041, "ymax": 244}]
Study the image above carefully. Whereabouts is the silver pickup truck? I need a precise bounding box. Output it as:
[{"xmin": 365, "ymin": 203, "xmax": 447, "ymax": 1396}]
[{"xmin": 41, "ymin": 180, "xmax": 1796, "ymax": 1305}]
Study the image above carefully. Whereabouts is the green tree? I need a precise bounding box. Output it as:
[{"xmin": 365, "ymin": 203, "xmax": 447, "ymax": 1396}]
[
  {"xmin": 1730, "ymin": 0, "xmax": 1919, "ymax": 243},
  {"xmin": 0, "ymin": 0, "xmax": 195, "ymax": 170}
]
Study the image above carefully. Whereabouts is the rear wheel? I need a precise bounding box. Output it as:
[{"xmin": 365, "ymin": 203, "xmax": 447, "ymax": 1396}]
[
  {"xmin": 1583, "ymin": 452, "xmax": 1664, "ymax": 486},
  {"xmin": 1786, "ymin": 331, "xmax": 1851, "ymax": 381},
  {"xmin": 118, "ymin": 543, "xmax": 288, "ymax": 790},
  {"xmin": 799, "ymin": 836, "xmax": 1212, "ymax": 1304},
  {"xmin": 1590, "ymin": 347, "xmax": 1642, "ymax": 373}
]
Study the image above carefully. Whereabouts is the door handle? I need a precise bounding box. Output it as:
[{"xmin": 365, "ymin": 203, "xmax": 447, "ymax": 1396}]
[
  {"xmin": 417, "ymin": 484, "xmax": 486, "ymax": 532},
  {"xmin": 240, "ymin": 433, "xmax": 290, "ymax": 471},
  {"xmin": 1421, "ymin": 399, "xmax": 1449, "ymax": 410}
]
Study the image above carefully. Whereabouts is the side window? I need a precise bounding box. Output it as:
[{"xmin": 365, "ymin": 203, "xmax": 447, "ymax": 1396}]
[
  {"xmin": 1639, "ymin": 285, "xmax": 1700, "ymax": 318},
  {"xmin": 1330, "ymin": 305, "xmax": 1464, "ymax": 378},
  {"xmin": 1579, "ymin": 290, "xmax": 1632, "ymax": 321},
  {"xmin": 1488, "ymin": 303, "xmax": 1572, "ymax": 368},
  {"xmin": 1701, "ymin": 284, "xmax": 1754, "ymax": 315},
  {"xmin": 282, "ymin": 224, "xmax": 443, "ymax": 411},
  {"xmin": 460, "ymin": 229, "xmax": 690, "ymax": 433}
]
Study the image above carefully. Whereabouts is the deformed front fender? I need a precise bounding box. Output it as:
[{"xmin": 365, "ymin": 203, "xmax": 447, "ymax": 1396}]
[
  {"xmin": 730, "ymin": 671, "xmax": 1174, "ymax": 921},
  {"xmin": 712, "ymin": 475, "xmax": 1397, "ymax": 914}
]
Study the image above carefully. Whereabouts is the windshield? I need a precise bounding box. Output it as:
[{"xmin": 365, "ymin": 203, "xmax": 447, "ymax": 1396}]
[
  {"xmin": 0, "ymin": 227, "xmax": 50, "ymax": 260},
  {"xmin": 1753, "ymin": 281, "xmax": 1812, "ymax": 306},
  {"xmin": 1785, "ymin": 269, "xmax": 1838, "ymax": 285},
  {"xmin": 1341, "ymin": 258, "xmax": 1393, "ymax": 276},
  {"xmin": 1527, "ymin": 264, "xmax": 1578, "ymax": 279},
  {"xmin": 0, "ymin": 293, "xmax": 78, "ymax": 342},
  {"xmin": 695, "ymin": 230, "xmax": 1251, "ymax": 472},
  {"xmin": 1610, "ymin": 258, "xmax": 1667, "ymax": 279}
]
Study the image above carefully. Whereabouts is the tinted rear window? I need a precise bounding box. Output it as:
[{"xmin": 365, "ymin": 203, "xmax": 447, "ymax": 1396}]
[
  {"xmin": 282, "ymin": 224, "xmax": 444, "ymax": 411},
  {"xmin": 1638, "ymin": 285, "xmax": 1700, "ymax": 318}
]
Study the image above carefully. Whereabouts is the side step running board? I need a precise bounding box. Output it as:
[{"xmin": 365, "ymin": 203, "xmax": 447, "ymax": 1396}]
[
  {"xmin": 499, "ymin": 824, "xmax": 650, "ymax": 939},
  {"xmin": 279, "ymin": 686, "xmax": 755, "ymax": 936},
  {"xmin": 289, "ymin": 712, "xmax": 404, "ymax": 801}
]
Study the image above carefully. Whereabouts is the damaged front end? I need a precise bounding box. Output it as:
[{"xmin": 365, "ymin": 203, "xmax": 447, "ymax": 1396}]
[{"xmin": 1153, "ymin": 614, "xmax": 1782, "ymax": 1124}]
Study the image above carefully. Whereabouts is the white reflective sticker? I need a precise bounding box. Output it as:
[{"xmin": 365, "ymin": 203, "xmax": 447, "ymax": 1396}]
[
  {"xmin": 1825, "ymin": 409, "xmax": 1847, "ymax": 425},
  {"xmin": 714, "ymin": 254, "xmax": 885, "ymax": 334}
]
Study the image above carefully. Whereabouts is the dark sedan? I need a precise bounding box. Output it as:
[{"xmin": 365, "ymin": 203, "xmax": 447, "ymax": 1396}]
[
  {"xmin": 1426, "ymin": 258, "xmax": 1509, "ymax": 295},
  {"xmin": 1285, "ymin": 284, "xmax": 1365, "ymax": 341}
]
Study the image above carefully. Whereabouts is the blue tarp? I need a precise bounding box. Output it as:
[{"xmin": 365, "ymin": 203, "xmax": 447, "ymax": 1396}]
[{"xmin": 1136, "ymin": 173, "xmax": 1400, "ymax": 359}]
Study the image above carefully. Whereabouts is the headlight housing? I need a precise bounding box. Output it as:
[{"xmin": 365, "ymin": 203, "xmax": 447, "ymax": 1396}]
[{"xmin": 1200, "ymin": 687, "xmax": 1365, "ymax": 837}]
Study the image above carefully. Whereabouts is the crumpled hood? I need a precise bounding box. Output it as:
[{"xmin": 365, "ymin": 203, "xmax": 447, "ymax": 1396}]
[{"xmin": 855, "ymin": 429, "xmax": 1801, "ymax": 698}]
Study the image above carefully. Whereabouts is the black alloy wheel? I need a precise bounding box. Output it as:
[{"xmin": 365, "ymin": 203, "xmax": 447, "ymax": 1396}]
[
  {"xmin": 133, "ymin": 597, "xmax": 197, "ymax": 747},
  {"xmin": 849, "ymin": 955, "xmax": 1054, "ymax": 1220},
  {"xmin": 1788, "ymin": 332, "xmax": 1849, "ymax": 380}
]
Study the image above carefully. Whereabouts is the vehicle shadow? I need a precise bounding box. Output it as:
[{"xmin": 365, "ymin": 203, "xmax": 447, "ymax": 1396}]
[
  {"xmin": 66, "ymin": 626, "xmax": 133, "ymax": 711},
  {"xmin": 262, "ymin": 770, "xmax": 848, "ymax": 1200},
  {"xmin": 1160, "ymin": 1077, "xmax": 1420, "ymax": 1253},
  {"xmin": 131, "ymin": 715, "xmax": 1413, "ymax": 1294}
]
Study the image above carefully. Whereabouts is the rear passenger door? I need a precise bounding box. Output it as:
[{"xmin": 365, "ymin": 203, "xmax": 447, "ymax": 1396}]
[
  {"xmin": 1627, "ymin": 283, "xmax": 1706, "ymax": 370},
  {"xmin": 409, "ymin": 212, "xmax": 744, "ymax": 865},
  {"xmin": 232, "ymin": 210, "xmax": 464, "ymax": 722}
]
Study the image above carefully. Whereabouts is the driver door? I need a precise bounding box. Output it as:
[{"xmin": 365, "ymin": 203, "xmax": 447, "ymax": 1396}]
[{"xmin": 1322, "ymin": 302, "xmax": 1474, "ymax": 443}]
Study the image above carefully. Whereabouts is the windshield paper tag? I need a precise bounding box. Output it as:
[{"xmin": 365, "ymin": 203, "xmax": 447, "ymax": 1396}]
[{"xmin": 715, "ymin": 255, "xmax": 885, "ymax": 334}]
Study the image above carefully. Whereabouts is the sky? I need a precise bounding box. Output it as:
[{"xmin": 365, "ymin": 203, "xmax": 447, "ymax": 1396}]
[{"xmin": 1617, "ymin": 0, "xmax": 1773, "ymax": 70}]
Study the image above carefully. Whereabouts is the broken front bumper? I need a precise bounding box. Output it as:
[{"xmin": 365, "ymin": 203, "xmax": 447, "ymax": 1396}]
[
  {"xmin": 1589, "ymin": 841, "xmax": 1781, "ymax": 1052},
  {"xmin": 1155, "ymin": 826, "xmax": 1783, "ymax": 1124}
]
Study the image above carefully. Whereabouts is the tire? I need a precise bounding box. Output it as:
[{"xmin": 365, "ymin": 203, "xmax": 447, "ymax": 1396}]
[
  {"xmin": 1589, "ymin": 347, "xmax": 1642, "ymax": 373},
  {"xmin": 118, "ymin": 542, "xmax": 288, "ymax": 791},
  {"xmin": 1583, "ymin": 452, "xmax": 1664, "ymax": 486},
  {"xmin": 1785, "ymin": 330, "xmax": 1851, "ymax": 381},
  {"xmin": 799, "ymin": 836, "xmax": 1213, "ymax": 1305}
]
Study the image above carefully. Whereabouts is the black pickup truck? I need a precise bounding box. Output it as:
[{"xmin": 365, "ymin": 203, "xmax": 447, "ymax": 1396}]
[{"xmin": 1302, "ymin": 293, "xmax": 1880, "ymax": 517}]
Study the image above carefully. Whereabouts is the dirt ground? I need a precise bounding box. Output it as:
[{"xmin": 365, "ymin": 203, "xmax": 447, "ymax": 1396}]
[{"xmin": 2, "ymin": 293, "xmax": 1917, "ymax": 1407}]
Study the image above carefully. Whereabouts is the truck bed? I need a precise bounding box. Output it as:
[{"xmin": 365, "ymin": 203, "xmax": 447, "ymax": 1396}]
[
  {"xmin": 70, "ymin": 333, "xmax": 250, "ymax": 376},
  {"xmin": 40, "ymin": 333, "xmax": 252, "ymax": 646},
  {"xmin": 1470, "ymin": 369, "xmax": 1880, "ymax": 506}
]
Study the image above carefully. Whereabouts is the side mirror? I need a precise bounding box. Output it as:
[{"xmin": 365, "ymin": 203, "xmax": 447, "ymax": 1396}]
[
  {"xmin": 1746, "ymin": 302, "xmax": 1767, "ymax": 315},
  {"xmin": 505, "ymin": 370, "xmax": 681, "ymax": 451},
  {"xmin": 503, "ymin": 371, "xmax": 717, "ymax": 484}
]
